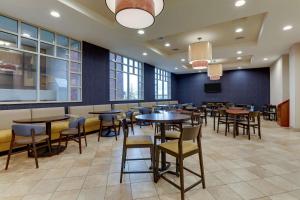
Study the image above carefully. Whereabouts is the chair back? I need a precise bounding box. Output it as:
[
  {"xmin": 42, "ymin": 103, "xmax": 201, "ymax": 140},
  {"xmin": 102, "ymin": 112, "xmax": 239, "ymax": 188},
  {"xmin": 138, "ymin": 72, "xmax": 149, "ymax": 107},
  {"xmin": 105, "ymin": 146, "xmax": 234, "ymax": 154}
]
[
  {"xmin": 69, "ymin": 116, "xmax": 86, "ymax": 129},
  {"xmin": 121, "ymin": 119, "xmax": 129, "ymax": 138},
  {"xmin": 125, "ymin": 110, "xmax": 133, "ymax": 119},
  {"xmin": 139, "ymin": 107, "xmax": 152, "ymax": 114},
  {"xmin": 12, "ymin": 124, "xmax": 45, "ymax": 137},
  {"xmin": 180, "ymin": 125, "xmax": 201, "ymax": 141},
  {"xmin": 218, "ymin": 109, "xmax": 227, "ymax": 117},
  {"xmin": 249, "ymin": 111, "xmax": 260, "ymax": 123},
  {"xmin": 99, "ymin": 114, "xmax": 117, "ymax": 122}
]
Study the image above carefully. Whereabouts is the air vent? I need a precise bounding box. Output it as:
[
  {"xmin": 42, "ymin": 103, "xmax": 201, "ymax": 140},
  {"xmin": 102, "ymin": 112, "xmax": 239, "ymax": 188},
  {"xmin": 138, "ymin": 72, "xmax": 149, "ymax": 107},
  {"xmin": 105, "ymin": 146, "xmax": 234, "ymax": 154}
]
[
  {"xmin": 157, "ymin": 37, "xmax": 164, "ymax": 40},
  {"xmin": 235, "ymin": 36, "xmax": 245, "ymax": 40},
  {"xmin": 172, "ymin": 48, "xmax": 179, "ymax": 51}
]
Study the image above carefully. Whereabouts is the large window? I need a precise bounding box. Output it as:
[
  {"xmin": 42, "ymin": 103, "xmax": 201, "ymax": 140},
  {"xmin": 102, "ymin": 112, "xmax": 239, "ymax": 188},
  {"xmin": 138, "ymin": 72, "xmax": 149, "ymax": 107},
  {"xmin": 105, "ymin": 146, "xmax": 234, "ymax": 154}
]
[
  {"xmin": 109, "ymin": 53, "xmax": 144, "ymax": 101},
  {"xmin": 155, "ymin": 68, "xmax": 171, "ymax": 99},
  {"xmin": 0, "ymin": 14, "xmax": 82, "ymax": 103}
]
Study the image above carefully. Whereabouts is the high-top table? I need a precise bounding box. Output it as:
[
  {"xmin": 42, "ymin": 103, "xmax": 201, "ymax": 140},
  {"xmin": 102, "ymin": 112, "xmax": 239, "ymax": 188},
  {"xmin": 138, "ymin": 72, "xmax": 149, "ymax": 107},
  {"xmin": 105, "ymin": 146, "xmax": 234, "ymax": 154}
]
[
  {"xmin": 226, "ymin": 109, "xmax": 250, "ymax": 137},
  {"xmin": 13, "ymin": 115, "xmax": 70, "ymax": 156},
  {"xmin": 135, "ymin": 113, "xmax": 190, "ymax": 171}
]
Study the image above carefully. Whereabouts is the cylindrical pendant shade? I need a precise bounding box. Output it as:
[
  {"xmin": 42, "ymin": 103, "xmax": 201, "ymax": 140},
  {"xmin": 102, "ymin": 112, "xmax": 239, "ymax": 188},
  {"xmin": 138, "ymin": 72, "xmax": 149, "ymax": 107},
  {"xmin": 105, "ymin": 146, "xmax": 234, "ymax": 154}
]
[
  {"xmin": 189, "ymin": 41, "xmax": 212, "ymax": 68},
  {"xmin": 210, "ymin": 76, "xmax": 221, "ymax": 81},
  {"xmin": 106, "ymin": 0, "xmax": 164, "ymax": 29},
  {"xmin": 208, "ymin": 64, "xmax": 223, "ymax": 77}
]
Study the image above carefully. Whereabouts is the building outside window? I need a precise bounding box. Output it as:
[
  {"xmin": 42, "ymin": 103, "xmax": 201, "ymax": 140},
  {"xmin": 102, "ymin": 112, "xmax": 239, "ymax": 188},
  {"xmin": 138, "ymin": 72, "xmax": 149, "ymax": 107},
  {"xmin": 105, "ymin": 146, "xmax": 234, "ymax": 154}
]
[
  {"xmin": 109, "ymin": 52, "xmax": 144, "ymax": 101},
  {"xmin": 155, "ymin": 68, "xmax": 171, "ymax": 99},
  {"xmin": 0, "ymin": 14, "xmax": 82, "ymax": 103}
]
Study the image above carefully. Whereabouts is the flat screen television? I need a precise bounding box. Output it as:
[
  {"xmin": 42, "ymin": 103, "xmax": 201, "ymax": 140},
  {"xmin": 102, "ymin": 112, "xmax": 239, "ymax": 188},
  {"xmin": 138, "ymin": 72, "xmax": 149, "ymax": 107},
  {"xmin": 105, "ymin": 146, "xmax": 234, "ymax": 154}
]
[{"xmin": 204, "ymin": 83, "xmax": 221, "ymax": 93}]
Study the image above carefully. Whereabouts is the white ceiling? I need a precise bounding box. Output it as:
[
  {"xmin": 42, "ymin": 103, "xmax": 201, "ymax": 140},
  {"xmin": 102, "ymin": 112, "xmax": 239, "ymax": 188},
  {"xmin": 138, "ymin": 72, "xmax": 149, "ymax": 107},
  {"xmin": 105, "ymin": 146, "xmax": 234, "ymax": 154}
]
[{"xmin": 1, "ymin": 0, "xmax": 299, "ymax": 74}]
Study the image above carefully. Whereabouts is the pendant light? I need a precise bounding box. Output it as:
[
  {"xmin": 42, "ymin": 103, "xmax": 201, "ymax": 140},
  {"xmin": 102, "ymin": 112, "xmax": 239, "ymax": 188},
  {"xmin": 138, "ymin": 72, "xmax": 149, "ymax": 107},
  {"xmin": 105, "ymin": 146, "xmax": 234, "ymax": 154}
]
[
  {"xmin": 208, "ymin": 64, "xmax": 223, "ymax": 80},
  {"xmin": 188, "ymin": 39, "xmax": 212, "ymax": 68},
  {"xmin": 106, "ymin": 0, "xmax": 164, "ymax": 29}
]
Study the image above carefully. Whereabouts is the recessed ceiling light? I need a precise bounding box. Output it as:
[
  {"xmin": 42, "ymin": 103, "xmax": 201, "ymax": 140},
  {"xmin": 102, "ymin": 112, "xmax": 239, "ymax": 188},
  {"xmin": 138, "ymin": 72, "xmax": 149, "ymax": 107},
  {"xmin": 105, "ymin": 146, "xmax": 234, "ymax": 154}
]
[
  {"xmin": 235, "ymin": 0, "xmax": 246, "ymax": 7},
  {"xmin": 237, "ymin": 50, "xmax": 243, "ymax": 55},
  {"xmin": 50, "ymin": 10, "xmax": 60, "ymax": 18},
  {"xmin": 263, "ymin": 57, "xmax": 269, "ymax": 61},
  {"xmin": 235, "ymin": 28, "xmax": 243, "ymax": 33},
  {"xmin": 283, "ymin": 25, "xmax": 293, "ymax": 31},
  {"xmin": 164, "ymin": 43, "xmax": 171, "ymax": 47},
  {"xmin": 142, "ymin": 52, "xmax": 148, "ymax": 56},
  {"xmin": 237, "ymin": 56, "xmax": 242, "ymax": 60},
  {"xmin": 198, "ymin": 70, "xmax": 202, "ymax": 73},
  {"xmin": 181, "ymin": 58, "xmax": 186, "ymax": 62},
  {"xmin": 137, "ymin": 29, "xmax": 145, "ymax": 35},
  {"xmin": 175, "ymin": 67, "xmax": 178, "ymax": 70},
  {"xmin": 182, "ymin": 65, "xmax": 188, "ymax": 69},
  {"xmin": 238, "ymin": 66, "xmax": 242, "ymax": 69},
  {"xmin": 22, "ymin": 33, "xmax": 31, "ymax": 38}
]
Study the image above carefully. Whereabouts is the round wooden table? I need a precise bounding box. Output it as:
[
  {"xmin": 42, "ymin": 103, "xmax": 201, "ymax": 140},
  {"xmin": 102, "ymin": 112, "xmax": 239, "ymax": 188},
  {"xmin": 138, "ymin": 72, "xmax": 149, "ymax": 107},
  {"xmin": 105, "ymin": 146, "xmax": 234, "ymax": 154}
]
[
  {"xmin": 135, "ymin": 113, "xmax": 190, "ymax": 171},
  {"xmin": 226, "ymin": 109, "xmax": 250, "ymax": 138},
  {"xmin": 13, "ymin": 115, "xmax": 70, "ymax": 156}
]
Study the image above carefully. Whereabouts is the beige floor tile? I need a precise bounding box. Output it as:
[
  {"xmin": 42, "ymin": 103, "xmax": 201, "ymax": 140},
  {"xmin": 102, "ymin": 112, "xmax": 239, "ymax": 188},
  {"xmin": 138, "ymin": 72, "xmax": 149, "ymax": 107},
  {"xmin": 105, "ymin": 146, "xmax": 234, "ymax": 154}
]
[
  {"xmin": 22, "ymin": 193, "xmax": 52, "ymax": 200},
  {"xmin": 105, "ymin": 184, "xmax": 132, "ymax": 200},
  {"xmin": 228, "ymin": 182, "xmax": 265, "ymax": 200},
  {"xmin": 213, "ymin": 170, "xmax": 242, "ymax": 184},
  {"xmin": 186, "ymin": 189, "xmax": 215, "ymax": 200},
  {"xmin": 77, "ymin": 186, "xmax": 106, "ymax": 200},
  {"xmin": 247, "ymin": 179, "xmax": 285, "ymax": 196},
  {"xmin": 131, "ymin": 181, "xmax": 157, "ymax": 199},
  {"xmin": 66, "ymin": 167, "xmax": 89, "ymax": 177},
  {"xmin": 56, "ymin": 176, "xmax": 85, "ymax": 191},
  {"xmin": 207, "ymin": 185, "xmax": 243, "ymax": 200},
  {"xmin": 82, "ymin": 174, "xmax": 107, "ymax": 189},
  {"xmin": 270, "ymin": 193, "xmax": 299, "ymax": 200},
  {"xmin": 265, "ymin": 176, "xmax": 299, "ymax": 192},
  {"xmin": 50, "ymin": 189, "xmax": 80, "ymax": 200},
  {"xmin": 30, "ymin": 179, "xmax": 62, "ymax": 194}
]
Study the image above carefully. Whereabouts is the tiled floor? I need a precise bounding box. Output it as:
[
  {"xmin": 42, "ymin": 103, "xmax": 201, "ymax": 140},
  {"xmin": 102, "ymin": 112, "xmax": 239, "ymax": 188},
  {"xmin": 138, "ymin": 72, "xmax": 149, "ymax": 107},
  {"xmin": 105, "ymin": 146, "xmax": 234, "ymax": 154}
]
[{"xmin": 0, "ymin": 118, "xmax": 300, "ymax": 200}]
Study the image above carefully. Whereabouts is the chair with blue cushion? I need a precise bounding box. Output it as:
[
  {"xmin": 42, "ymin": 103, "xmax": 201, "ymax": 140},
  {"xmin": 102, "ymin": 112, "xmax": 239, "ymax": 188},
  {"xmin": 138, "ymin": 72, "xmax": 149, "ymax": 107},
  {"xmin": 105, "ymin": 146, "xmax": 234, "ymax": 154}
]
[
  {"xmin": 58, "ymin": 117, "xmax": 86, "ymax": 154},
  {"xmin": 98, "ymin": 114, "xmax": 120, "ymax": 141},
  {"xmin": 138, "ymin": 107, "xmax": 152, "ymax": 127},
  {"xmin": 5, "ymin": 124, "xmax": 50, "ymax": 170}
]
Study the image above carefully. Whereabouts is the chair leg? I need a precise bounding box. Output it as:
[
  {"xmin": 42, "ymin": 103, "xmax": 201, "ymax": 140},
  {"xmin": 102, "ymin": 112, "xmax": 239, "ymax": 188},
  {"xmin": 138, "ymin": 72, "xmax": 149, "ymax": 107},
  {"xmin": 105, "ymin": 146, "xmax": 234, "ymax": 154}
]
[
  {"xmin": 217, "ymin": 119, "xmax": 220, "ymax": 133},
  {"xmin": 258, "ymin": 126, "xmax": 262, "ymax": 139},
  {"xmin": 65, "ymin": 135, "xmax": 69, "ymax": 147},
  {"xmin": 154, "ymin": 147, "xmax": 160, "ymax": 183},
  {"xmin": 248, "ymin": 126, "xmax": 251, "ymax": 140},
  {"xmin": 179, "ymin": 156, "xmax": 185, "ymax": 200},
  {"xmin": 120, "ymin": 146, "xmax": 126, "ymax": 183},
  {"xmin": 47, "ymin": 138, "xmax": 52, "ymax": 153},
  {"xmin": 198, "ymin": 150, "xmax": 206, "ymax": 189},
  {"xmin": 58, "ymin": 134, "xmax": 63, "ymax": 153},
  {"xmin": 84, "ymin": 132, "xmax": 87, "ymax": 147},
  {"xmin": 98, "ymin": 124, "xmax": 103, "ymax": 142},
  {"xmin": 5, "ymin": 136, "xmax": 14, "ymax": 170},
  {"xmin": 78, "ymin": 134, "xmax": 82, "ymax": 154},
  {"xmin": 113, "ymin": 125, "xmax": 118, "ymax": 141},
  {"xmin": 131, "ymin": 121, "xmax": 134, "ymax": 135},
  {"xmin": 32, "ymin": 142, "xmax": 39, "ymax": 168}
]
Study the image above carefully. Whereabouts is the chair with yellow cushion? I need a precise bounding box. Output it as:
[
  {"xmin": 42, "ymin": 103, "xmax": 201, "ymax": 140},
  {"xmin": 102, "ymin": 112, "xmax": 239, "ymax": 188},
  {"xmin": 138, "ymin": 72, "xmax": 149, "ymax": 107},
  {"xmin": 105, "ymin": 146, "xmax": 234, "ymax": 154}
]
[
  {"xmin": 154, "ymin": 125, "xmax": 205, "ymax": 200},
  {"xmin": 98, "ymin": 114, "xmax": 120, "ymax": 141},
  {"xmin": 120, "ymin": 119, "xmax": 154, "ymax": 183}
]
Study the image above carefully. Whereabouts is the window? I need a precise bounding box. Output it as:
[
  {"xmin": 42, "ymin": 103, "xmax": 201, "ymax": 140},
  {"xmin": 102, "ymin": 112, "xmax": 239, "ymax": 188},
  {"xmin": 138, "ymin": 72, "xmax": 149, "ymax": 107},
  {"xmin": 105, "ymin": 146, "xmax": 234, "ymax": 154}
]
[
  {"xmin": 0, "ymin": 14, "xmax": 82, "ymax": 103},
  {"xmin": 155, "ymin": 68, "xmax": 171, "ymax": 99},
  {"xmin": 109, "ymin": 52, "xmax": 144, "ymax": 101}
]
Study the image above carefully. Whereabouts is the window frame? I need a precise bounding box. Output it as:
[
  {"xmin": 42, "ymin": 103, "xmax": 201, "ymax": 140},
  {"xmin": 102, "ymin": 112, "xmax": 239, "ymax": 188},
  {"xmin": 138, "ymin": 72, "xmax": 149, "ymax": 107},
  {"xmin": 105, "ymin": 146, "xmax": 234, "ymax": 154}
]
[
  {"xmin": 155, "ymin": 68, "xmax": 171, "ymax": 100},
  {"xmin": 109, "ymin": 52, "xmax": 144, "ymax": 101},
  {"xmin": 0, "ymin": 14, "xmax": 82, "ymax": 104}
]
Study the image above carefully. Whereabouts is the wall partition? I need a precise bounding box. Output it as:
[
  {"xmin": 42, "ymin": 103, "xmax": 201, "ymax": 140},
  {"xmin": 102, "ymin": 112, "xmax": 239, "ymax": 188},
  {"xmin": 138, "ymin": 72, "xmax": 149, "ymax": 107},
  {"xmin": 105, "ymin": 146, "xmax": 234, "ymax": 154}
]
[{"xmin": 0, "ymin": 14, "xmax": 82, "ymax": 103}]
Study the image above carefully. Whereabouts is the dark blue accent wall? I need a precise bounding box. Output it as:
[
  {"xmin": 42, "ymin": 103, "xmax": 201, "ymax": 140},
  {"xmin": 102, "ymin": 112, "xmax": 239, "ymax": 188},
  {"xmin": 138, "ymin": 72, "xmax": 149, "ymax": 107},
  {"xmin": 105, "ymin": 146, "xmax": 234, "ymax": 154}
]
[{"xmin": 175, "ymin": 68, "xmax": 270, "ymax": 108}]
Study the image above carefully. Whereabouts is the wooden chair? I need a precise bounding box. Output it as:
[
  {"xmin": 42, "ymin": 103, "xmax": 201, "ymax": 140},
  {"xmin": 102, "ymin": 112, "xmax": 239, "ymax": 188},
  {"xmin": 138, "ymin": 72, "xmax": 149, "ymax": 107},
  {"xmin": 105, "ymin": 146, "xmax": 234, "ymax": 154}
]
[
  {"xmin": 58, "ymin": 117, "xmax": 86, "ymax": 154},
  {"xmin": 125, "ymin": 110, "xmax": 135, "ymax": 135},
  {"xmin": 154, "ymin": 125, "xmax": 205, "ymax": 200},
  {"xmin": 138, "ymin": 107, "xmax": 152, "ymax": 127},
  {"xmin": 120, "ymin": 119, "xmax": 154, "ymax": 183},
  {"xmin": 5, "ymin": 124, "xmax": 50, "ymax": 169},
  {"xmin": 238, "ymin": 111, "xmax": 261, "ymax": 140},
  {"xmin": 98, "ymin": 114, "xmax": 120, "ymax": 141},
  {"xmin": 216, "ymin": 109, "xmax": 234, "ymax": 135}
]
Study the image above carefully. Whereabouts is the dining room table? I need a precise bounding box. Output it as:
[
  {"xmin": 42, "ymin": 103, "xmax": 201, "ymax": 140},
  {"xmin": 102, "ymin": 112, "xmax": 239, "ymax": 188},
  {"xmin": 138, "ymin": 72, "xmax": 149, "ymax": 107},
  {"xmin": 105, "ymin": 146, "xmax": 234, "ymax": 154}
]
[
  {"xmin": 135, "ymin": 112, "xmax": 190, "ymax": 173},
  {"xmin": 13, "ymin": 115, "xmax": 70, "ymax": 156},
  {"xmin": 225, "ymin": 109, "xmax": 250, "ymax": 137}
]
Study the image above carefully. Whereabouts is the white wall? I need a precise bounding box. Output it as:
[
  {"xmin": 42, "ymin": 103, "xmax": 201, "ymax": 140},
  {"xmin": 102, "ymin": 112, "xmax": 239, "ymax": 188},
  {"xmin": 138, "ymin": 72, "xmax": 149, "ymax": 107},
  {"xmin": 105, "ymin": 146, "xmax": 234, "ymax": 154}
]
[
  {"xmin": 289, "ymin": 44, "xmax": 300, "ymax": 129},
  {"xmin": 270, "ymin": 55, "xmax": 289, "ymax": 105}
]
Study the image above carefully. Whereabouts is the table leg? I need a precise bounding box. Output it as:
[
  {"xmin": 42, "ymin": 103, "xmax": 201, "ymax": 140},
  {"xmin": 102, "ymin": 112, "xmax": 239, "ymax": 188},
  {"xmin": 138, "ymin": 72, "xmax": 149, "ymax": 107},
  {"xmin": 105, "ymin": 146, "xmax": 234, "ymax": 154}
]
[
  {"xmin": 233, "ymin": 115, "xmax": 237, "ymax": 138},
  {"xmin": 46, "ymin": 122, "xmax": 52, "ymax": 150},
  {"xmin": 213, "ymin": 112, "xmax": 216, "ymax": 131},
  {"xmin": 160, "ymin": 123, "xmax": 167, "ymax": 170}
]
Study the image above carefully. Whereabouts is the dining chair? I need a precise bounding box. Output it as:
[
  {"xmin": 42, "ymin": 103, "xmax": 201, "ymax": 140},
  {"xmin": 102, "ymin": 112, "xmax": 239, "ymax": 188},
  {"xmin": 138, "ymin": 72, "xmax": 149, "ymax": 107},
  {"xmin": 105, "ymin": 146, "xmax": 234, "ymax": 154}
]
[
  {"xmin": 217, "ymin": 109, "xmax": 234, "ymax": 135},
  {"xmin": 125, "ymin": 110, "xmax": 135, "ymax": 135},
  {"xmin": 154, "ymin": 125, "xmax": 205, "ymax": 200},
  {"xmin": 120, "ymin": 119, "xmax": 154, "ymax": 183},
  {"xmin": 5, "ymin": 124, "xmax": 50, "ymax": 169},
  {"xmin": 98, "ymin": 114, "xmax": 120, "ymax": 141},
  {"xmin": 238, "ymin": 111, "xmax": 261, "ymax": 140},
  {"xmin": 138, "ymin": 107, "xmax": 152, "ymax": 127},
  {"xmin": 58, "ymin": 116, "xmax": 86, "ymax": 154}
]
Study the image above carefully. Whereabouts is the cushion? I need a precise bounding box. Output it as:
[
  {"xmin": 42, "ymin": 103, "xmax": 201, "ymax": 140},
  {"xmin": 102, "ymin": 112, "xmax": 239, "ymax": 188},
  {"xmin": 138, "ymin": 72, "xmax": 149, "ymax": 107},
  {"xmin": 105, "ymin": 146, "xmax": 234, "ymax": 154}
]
[
  {"xmin": 15, "ymin": 135, "xmax": 49, "ymax": 145},
  {"xmin": 32, "ymin": 107, "xmax": 65, "ymax": 118},
  {"xmin": 140, "ymin": 102, "xmax": 156, "ymax": 108},
  {"xmin": 159, "ymin": 141, "xmax": 198, "ymax": 155},
  {"xmin": 12, "ymin": 124, "xmax": 45, "ymax": 136},
  {"xmin": 126, "ymin": 136, "xmax": 153, "ymax": 146},
  {"xmin": 156, "ymin": 101, "xmax": 169, "ymax": 105},
  {"xmin": 0, "ymin": 129, "xmax": 12, "ymax": 144},
  {"xmin": 85, "ymin": 117, "xmax": 100, "ymax": 133},
  {"xmin": 156, "ymin": 131, "xmax": 180, "ymax": 139},
  {"xmin": 93, "ymin": 104, "xmax": 111, "ymax": 112},
  {"xmin": 0, "ymin": 109, "xmax": 32, "ymax": 130},
  {"xmin": 169, "ymin": 100, "xmax": 179, "ymax": 105},
  {"xmin": 51, "ymin": 121, "xmax": 69, "ymax": 140}
]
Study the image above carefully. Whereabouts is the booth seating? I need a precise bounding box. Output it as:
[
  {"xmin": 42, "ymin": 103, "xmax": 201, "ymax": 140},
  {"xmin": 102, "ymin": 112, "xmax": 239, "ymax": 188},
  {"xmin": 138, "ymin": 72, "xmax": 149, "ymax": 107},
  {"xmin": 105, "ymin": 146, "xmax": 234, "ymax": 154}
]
[
  {"xmin": 113, "ymin": 103, "xmax": 139, "ymax": 121},
  {"xmin": 0, "ymin": 109, "xmax": 32, "ymax": 152},
  {"xmin": 68, "ymin": 104, "xmax": 111, "ymax": 133},
  {"xmin": 140, "ymin": 102, "xmax": 156, "ymax": 109}
]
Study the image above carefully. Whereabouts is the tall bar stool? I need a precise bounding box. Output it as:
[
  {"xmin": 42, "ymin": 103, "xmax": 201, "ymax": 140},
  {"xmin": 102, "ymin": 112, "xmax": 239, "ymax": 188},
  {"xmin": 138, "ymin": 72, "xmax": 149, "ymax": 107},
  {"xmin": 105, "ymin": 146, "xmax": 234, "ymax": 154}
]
[
  {"xmin": 154, "ymin": 125, "xmax": 205, "ymax": 200},
  {"xmin": 58, "ymin": 117, "xmax": 86, "ymax": 154},
  {"xmin": 120, "ymin": 119, "xmax": 154, "ymax": 183},
  {"xmin": 5, "ymin": 124, "xmax": 50, "ymax": 169}
]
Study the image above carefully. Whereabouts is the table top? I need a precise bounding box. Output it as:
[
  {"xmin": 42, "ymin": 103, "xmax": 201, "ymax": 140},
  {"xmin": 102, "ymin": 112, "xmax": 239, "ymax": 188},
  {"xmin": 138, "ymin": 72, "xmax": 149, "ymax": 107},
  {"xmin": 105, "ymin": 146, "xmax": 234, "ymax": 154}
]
[
  {"xmin": 14, "ymin": 115, "xmax": 70, "ymax": 124},
  {"xmin": 155, "ymin": 105, "xmax": 170, "ymax": 107},
  {"xmin": 89, "ymin": 110, "xmax": 123, "ymax": 115},
  {"xmin": 226, "ymin": 109, "xmax": 250, "ymax": 115},
  {"xmin": 135, "ymin": 113, "xmax": 190, "ymax": 123},
  {"xmin": 130, "ymin": 106, "xmax": 152, "ymax": 110}
]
